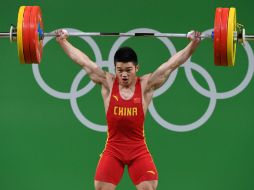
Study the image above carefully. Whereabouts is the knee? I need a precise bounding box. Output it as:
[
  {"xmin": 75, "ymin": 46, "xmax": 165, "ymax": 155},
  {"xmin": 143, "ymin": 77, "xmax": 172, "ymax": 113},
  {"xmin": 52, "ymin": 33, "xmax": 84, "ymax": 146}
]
[
  {"xmin": 94, "ymin": 182, "xmax": 100, "ymax": 190},
  {"xmin": 136, "ymin": 181, "xmax": 158, "ymax": 190},
  {"xmin": 94, "ymin": 182, "xmax": 104, "ymax": 190},
  {"xmin": 94, "ymin": 181, "xmax": 116, "ymax": 190},
  {"xmin": 141, "ymin": 185, "xmax": 156, "ymax": 190},
  {"xmin": 94, "ymin": 182, "xmax": 101, "ymax": 190}
]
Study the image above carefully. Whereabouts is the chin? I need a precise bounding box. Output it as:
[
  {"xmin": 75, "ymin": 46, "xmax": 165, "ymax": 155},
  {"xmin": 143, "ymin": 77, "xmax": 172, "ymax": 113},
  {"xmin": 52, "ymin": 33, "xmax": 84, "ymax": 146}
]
[
  {"xmin": 122, "ymin": 81, "xmax": 129, "ymax": 86},
  {"xmin": 120, "ymin": 80, "xmax": 129, "ymax": 86}
]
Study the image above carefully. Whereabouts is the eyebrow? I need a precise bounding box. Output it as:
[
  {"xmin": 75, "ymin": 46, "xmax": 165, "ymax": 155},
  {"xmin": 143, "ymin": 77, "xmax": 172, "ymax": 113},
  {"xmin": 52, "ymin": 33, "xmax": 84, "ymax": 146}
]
[{"xmin": 116, "ymin": 67, "xmax": 133, "ymax": 69}]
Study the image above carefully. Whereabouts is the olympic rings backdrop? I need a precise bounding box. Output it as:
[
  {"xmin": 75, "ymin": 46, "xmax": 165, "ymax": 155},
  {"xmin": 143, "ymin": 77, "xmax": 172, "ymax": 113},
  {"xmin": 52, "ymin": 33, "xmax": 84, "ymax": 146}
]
[{"xmin": 0, "ymin": 1, "xmax": 254, "ymax": 190}]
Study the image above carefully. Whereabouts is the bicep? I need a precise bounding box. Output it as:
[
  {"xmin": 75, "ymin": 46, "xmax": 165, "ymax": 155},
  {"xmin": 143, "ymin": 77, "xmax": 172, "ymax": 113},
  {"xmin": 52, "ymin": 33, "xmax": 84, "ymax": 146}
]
[
  {"xmin": 146, "ymin": 62, "xmax": 175, "ymax": 90},
  {"xmin": 81, "ymin": 59, "xmax": 107, "ymax": 84},
  {"xmin": 88, "ymin": 66, "xmax": 114, "ymax": 91}
]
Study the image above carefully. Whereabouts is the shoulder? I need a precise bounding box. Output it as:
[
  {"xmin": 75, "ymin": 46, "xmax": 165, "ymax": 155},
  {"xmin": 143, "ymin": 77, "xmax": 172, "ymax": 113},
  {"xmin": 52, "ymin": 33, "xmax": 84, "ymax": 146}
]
[
  {"xmin": 101, "ymin": 72, "xmax": 115, "ymax": 97},
  {"xmin": 106, "ymin": 72, "xmax": 116, "ymax": 81},
  {"xmin": 139, "ymin": 73, "xmax": 151, "ymax": 83},
  {"xmin": 139, "ymin": 73, "xmax": 153, "ymax": 93},
  {"xmin": 103, "ymin": 72, "xmax": 116, "ymax": 89}
]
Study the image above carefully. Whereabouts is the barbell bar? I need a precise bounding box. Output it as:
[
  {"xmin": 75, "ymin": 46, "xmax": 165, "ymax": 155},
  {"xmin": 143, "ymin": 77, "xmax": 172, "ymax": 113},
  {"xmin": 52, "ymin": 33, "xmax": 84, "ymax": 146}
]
[
  {"xmin": 0, "ymin": 28, "xmax": 213, "ymax": 38},
  {"xmin": 0, "ymin": 6, "xmax": 253, "ymax": 65},
  {"xmin": 43, "ymin": 31, "xmax": 213, "ymax": 38}
]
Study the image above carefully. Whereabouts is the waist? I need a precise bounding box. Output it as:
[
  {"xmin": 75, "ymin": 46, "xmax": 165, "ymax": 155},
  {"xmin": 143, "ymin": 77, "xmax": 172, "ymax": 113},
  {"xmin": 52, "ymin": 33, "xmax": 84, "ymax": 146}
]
[
  {"xmin": 103, "ymin": 140, "xmax": 149, "ymax": 161},
  {"xmin": 107, "ymin": 138, "xmax": 146, "ymax": 145}
]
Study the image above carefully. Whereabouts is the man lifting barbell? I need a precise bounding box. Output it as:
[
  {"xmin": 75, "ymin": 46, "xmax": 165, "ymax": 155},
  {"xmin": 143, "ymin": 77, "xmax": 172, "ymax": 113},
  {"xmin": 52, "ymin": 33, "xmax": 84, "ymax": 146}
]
[
  {"xmin": 0, "ymin": 5, "xmax": 254, "ymax": 190},
  {"xmin": 55, "ymin": 29, "xmax": 201, "ymax": 190}
]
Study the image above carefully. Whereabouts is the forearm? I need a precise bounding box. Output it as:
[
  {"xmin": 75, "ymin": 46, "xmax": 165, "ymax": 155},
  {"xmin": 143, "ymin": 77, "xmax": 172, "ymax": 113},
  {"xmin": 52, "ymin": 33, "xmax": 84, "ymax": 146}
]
[
  {"xmin": 58, "ymin": 39, "xmax": 93, "ymax": 68},
  {"xmin": 55, "ymin": 29, "xmax": 110, "ymax": 86},
  {"xmin": 146, "ymin": 40, "xmax": 200, "ymax": 90},
  {"xmin": 157, "ymin": 40, "xmax": 199, "ymax": 78},
  {"xmin": 166, "ymin": 40, "xmax": 199, "ymax": 71}
]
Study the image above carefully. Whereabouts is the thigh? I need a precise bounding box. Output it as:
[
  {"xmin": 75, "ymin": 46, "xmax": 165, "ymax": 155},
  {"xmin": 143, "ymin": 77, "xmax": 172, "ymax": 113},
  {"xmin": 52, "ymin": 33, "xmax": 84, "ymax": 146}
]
[
  {"xmin": 94, "ymin": 154, "xmax": 124, "ymax": 185},
  {"xmin": 128, "ymin": 154, "xmax": 158, "ymax": 185}
]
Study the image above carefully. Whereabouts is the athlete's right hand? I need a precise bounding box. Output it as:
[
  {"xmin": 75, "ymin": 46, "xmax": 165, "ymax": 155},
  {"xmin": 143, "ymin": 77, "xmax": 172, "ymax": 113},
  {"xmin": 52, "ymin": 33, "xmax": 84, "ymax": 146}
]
[
  {"xmin": 55, "ymin": 29, "xmax": 69, "ymax": 42},
  {"xmin": 187, "ymin": 30, "xmax": 201, "ymax": 44}
]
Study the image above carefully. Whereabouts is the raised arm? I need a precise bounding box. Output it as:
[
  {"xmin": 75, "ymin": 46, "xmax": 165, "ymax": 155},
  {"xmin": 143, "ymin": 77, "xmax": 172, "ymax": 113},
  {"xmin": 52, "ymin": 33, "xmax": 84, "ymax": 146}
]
[
  {"xmin": 55, "ymin": 29, "xmax": 113, "ymax": 88},
  {"xmin": 144, "ymin": 31, "xmax": 201, "ymax": 91}
]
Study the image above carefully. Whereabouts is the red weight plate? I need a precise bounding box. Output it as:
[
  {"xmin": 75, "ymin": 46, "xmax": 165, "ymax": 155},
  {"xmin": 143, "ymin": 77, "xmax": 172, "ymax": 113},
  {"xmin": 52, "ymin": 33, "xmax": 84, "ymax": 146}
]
[
  {"xmin": 29, "ymin": 7, "xmax": 37, "ymax": 63},
  {"xmin": 220, "ymin": 8, "xmax": 229, "ymax": 66},
  {"xmin": 214, "ymin": 8, "xmax": 222, "ymax": 66},
  {"xmin": 29, "ymin": 6, "xmax": 43, "ymax": 63},
  {"xmin": 36, "ymin": 7, "xmax": 43, "ymax": 63},
  {"xmin": 22, "ymin": 6, "xmax": 32, "ymax": 63}
]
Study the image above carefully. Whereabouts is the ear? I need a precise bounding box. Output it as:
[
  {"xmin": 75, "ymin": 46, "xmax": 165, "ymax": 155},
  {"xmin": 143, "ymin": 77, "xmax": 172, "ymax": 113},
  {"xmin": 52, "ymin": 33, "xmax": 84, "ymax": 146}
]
[{"xmin": 135, "ymin": 65, "xmax": 139, "ymax": 72}]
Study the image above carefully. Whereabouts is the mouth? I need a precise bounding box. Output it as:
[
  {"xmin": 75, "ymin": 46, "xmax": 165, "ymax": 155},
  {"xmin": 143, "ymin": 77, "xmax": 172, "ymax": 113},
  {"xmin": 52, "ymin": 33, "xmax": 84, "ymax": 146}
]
[{"xmin": 122, "ymin": 78, "xmax": 128, "ymax": 83}]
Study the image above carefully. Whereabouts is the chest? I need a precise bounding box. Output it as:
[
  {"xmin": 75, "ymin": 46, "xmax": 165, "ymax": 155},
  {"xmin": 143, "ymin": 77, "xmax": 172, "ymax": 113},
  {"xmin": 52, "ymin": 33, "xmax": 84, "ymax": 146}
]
[
  {"xmin": 119, "ymin": 88, "xmax": 135, "ymax": 100},
  {"xmin": 108, "ymin": 87, "xmax": 143, "ymax": 118}
]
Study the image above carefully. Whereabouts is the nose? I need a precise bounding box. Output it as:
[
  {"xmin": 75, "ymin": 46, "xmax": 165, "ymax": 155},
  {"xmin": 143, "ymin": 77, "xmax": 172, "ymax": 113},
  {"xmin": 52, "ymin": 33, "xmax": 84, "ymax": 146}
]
[{"xmin": 121, "ymin": 72, "xmax": 128, "ymax": 77}]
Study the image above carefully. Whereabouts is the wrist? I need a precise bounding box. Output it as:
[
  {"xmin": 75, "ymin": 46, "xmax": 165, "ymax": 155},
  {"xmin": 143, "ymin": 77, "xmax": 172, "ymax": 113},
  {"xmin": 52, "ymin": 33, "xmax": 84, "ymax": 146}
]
[{"xmin": 57, "ymin": 38, "xmax": 68, "ymax": 44}]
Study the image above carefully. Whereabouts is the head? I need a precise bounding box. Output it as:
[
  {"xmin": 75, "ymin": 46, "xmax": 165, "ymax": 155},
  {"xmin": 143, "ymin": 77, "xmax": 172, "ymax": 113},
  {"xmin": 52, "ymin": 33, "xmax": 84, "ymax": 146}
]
[{"xmin": 114, "ymin": 47, "xmax": 139, "ymax": 87}]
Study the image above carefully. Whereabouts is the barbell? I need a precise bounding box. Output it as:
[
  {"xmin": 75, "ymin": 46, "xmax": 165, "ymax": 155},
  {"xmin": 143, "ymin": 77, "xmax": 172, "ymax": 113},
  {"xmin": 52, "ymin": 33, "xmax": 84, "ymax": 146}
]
[{"xmin": 0, "ymin": 6, "xmax": 253, "ymax": 66}]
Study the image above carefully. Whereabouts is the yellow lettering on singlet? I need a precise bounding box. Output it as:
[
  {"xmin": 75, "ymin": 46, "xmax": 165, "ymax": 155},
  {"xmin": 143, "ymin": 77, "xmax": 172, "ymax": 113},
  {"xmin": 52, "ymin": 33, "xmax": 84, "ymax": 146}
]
[
  {"xmin": 124, "ymin": 107, "xmax": 126, "ymax": 116},
  {"xmin": 119, "ymin": 107, "xmax": 124, "ymax": 116},
  {"xmin": 133, "ymin": 107, "xmax": 137, "ymax": 116},
  {"xmin": 113, "ymin": 106, "xmax": 138, "ymax": 116},
  {"xmin": 114, "ymin": 106, "xmax": 118, "ymax": 115},
  {"xmin": 127, "ymin": 107, "xmax": 132, "ymax": 116}
]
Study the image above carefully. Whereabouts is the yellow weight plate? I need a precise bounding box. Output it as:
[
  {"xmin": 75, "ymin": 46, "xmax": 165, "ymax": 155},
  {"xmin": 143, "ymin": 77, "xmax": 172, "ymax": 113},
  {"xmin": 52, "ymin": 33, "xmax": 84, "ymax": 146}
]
[
  {"xmin": 227, "ymin": 7, "xmax": 236, "ymax": 66},
  {"xmin": 17, "ymin": 6, "xmax": 26, "ymax": 64}
]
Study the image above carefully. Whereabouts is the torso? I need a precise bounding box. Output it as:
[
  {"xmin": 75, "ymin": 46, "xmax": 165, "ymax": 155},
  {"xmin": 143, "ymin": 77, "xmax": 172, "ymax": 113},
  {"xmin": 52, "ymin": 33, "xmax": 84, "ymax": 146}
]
[
  {"xmin": 101, "ymin": 74, "xmax": 153, "ymax": 116},
  {"xmin": 103, "ymin": 76, "xmax": 150, "ymax": 160}
]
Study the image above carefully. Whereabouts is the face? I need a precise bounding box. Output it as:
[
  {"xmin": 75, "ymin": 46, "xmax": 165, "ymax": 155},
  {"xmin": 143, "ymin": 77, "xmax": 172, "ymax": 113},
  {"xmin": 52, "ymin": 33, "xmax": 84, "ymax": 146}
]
[{"xmin": 115, "ymin": 62, "xmax": 139, "ymax": 87}]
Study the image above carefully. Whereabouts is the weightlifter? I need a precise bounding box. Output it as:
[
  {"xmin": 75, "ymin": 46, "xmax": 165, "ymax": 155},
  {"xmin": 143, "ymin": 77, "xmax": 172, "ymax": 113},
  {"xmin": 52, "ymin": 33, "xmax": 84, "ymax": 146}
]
[{"xmin": 55, "ymin": 29, "xmax": 201, "ymax": 190}]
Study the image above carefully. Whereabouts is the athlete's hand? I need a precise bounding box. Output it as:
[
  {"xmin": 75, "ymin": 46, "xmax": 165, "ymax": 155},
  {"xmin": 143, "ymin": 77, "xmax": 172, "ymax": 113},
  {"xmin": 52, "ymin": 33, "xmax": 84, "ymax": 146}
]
[
  {"xmin": 55, "ymin": 29, "xmax": 69, "ymax": 42},
  {"xmin": 187, "ymin": 30, "xmax": 201, "ymax": 44}
]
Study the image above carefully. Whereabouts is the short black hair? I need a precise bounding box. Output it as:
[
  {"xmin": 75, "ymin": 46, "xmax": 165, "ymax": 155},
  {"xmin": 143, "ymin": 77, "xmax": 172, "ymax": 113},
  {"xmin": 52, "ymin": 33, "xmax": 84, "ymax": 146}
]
[{"xmin": 114, "ymin": 47, "xmax": 138, "ymax": 66}]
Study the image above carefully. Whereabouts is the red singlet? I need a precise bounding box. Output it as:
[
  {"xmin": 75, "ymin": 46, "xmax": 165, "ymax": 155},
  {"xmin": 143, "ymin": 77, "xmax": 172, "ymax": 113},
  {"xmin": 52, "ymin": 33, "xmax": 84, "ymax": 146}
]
[{"xmin": 94, "ymin": 78, "xmax": 158, "ymax": 185}]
